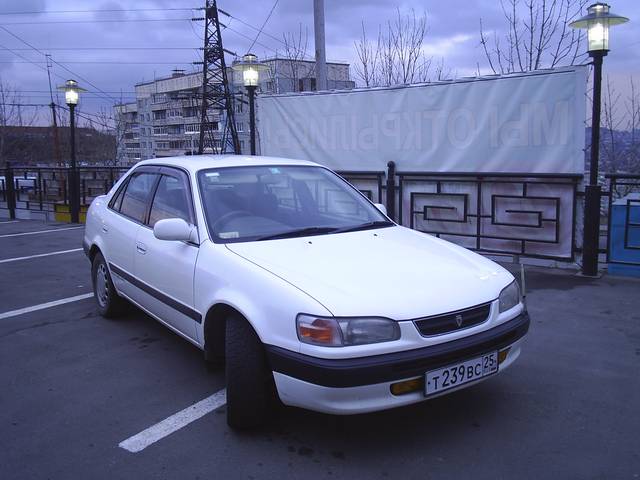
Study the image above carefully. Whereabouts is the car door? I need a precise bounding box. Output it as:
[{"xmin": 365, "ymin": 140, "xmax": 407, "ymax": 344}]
[
  {"xmin": 103, "ymin": 168, "xmax": 159, "ymax": 299},
  {"xmin": 133, "ymin": 167, "xmax": 200, "ymax": 341}
]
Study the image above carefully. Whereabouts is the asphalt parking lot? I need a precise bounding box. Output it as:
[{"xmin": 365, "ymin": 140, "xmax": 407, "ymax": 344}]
[{"xmin": 1, "ymin": 219, "xmax": 639, "ymax": 480}]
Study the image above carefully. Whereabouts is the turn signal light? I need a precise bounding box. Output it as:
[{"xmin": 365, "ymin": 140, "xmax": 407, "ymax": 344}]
[
  {"xmin": 390, "ymin": 377, "xmax": 424, "ymax": 396},
  {"xmin": 298, "ymin": 318, "xmax": 338, "ymax": 345},
  {"xmin": 498, "ymin": 348, "xmax": 511, "ymax": 364}
]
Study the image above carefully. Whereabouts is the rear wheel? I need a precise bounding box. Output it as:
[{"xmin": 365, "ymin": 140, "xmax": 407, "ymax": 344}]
[
  {"xmin": 91, "ymin": 252, "xmax": 126, "ymax": 318},
  {"xmin": 225, "ymin": 315, "xmax": 276, "ymax": 429}
]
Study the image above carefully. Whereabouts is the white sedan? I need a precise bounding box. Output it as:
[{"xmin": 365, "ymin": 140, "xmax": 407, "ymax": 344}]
[{"xmin": 83, "ymin": 155, "xmax": 529, "ymax": 429}]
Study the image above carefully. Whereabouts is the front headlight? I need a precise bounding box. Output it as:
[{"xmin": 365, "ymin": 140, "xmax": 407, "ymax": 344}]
[
  {"xmin": 498, "ymin": 280, "xmax": 521, "ymax": 313},
  {"xmin": 296, "ymin": 314, "xmax": 400, "ymax": 347}
]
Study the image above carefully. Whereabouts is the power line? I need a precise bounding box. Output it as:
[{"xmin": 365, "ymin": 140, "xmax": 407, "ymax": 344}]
[
  {"xmin": 0, "ymin": 18, "xmax": 194, "ymax": 25},
  {"xmin": 0, "ymin": 61, "xmax": 199, "ymax": 65},
  {"xmin": 21, "ymin": 90, "xmax": 137, "ymax": 93},
  {"xmin": 0, "ymin": 46, "xmax": 200, "ymax": 51},
  {"xmin": 0, "ymin": 102, "xmax": 114, "ymax": 129},
  {"xmin": 1, "ymin": 102, "xmax": 47, "ymax": 107},
  {"xmin": 0, "ymin": 8, "xmax": 199, "ymax": 15},
  {"xmin": 247, "ymin": 0, "xmax": 279, "ymax": 53},
  {"xmin": 219, "ymin": 10, "xmax": 286, "ymax": 47},
  {"xmin": 0, "ymin": 41, "xmax": 67, "ymax": 80},
  {"xmin": 224, "ymin": 25, "xmax": 279, "ymax": 55},
  {"xmin": 0, "ymin": 25, "xmax": 119, "ymax": 103}
]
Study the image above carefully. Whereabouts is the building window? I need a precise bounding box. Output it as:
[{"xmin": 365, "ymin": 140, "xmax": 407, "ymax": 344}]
[
  {"xmin": 185, "ymin": 123, "xmax": 200, "ymax": 134},
  {"xmin": 153, "ymin": 110, "xmax": 166, "ymax": 120},
  {"xmin": 236, "ymin": 122, "xmax": 243, "ymax": 132},
  {"xmin": 153, "ymin": 126, "xmax": 167, "ymax": 135},
  {"xmin": 152, "ymin": 93, "xmax": 168, "ymax": 104},
  {"xmin": 183, "ymin": 106, "xmax": 198, "ymax": 118},
  {"xmin": 234, "ymin": 103, "xmax": 243, "ymax": 114}
]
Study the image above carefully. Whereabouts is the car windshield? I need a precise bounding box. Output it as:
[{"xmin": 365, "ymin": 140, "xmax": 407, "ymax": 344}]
[{"xmin": 197, "ymin": 165, "xmax": 392, "ymax": 243}]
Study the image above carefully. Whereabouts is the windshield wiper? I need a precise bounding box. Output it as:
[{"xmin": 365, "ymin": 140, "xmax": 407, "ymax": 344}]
[
  {"xmin": 333, "ymin": 220, "xmax": 395, "ymax": 234},
  {"xmin": 256, "ymin": 226, "xmax": 339, "ymax": 241}
]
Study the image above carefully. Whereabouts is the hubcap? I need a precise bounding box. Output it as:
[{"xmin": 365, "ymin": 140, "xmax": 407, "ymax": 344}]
[{"xmin": 96, "ymin": 263, "xmax": 109, "ymax": 308}]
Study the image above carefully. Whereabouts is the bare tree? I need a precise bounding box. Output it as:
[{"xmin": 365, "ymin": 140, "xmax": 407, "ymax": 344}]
[
  {"xmin": 390, "ymin": 9, "xmax": 428, "ymax": 84},
  {"xmin": 0, "ymin": 78, "xmax": 26, "ymax": 167},
  {"xmin": 602, "ymin": 77, "xmax": 623, "ymax": 171},
  {"xmin": 279, "ymin": 24, "xmax": 314, "ymax": 92},
  {"xmin": 354, "ymin": 9, "xmax": 444, "ymax": 88},
  {"xmin": 354, "ymin": 21, "xmax": 380, "ymax": 87},
  {"xmin": 479, "ymin": 0, "xmax": 588, "ymax": 74},
  {"xmin": 626, "ymin": 77, "xmax": 640, "ymax": 172},
  {"xmin": 600, "ymin": 75, "xmax": 640, "ymax": 178}
]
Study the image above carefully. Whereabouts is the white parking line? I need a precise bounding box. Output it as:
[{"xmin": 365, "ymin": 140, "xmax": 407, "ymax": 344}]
[
  {"xmin": 119, "ymin": 389, "xmax": 227, "ymax": 453},
  {"xmin": 0, "ymin": 248, "xmax": 83, "ymax": 264},
  {"xmin": 0, "ymin": 220, "xmax": 20, "ymax": 224},
  {"xmin": 0, "ymin": 226, "xmax": 84, "ymax": 238},
  {"xmin": 0, "ymin": 293, "xmax": 93, "ymax": 320}
]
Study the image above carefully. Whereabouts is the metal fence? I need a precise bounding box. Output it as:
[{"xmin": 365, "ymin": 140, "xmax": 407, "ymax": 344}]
[
  {"xmin": 2, "ymin": 162, "xmax": 639, "ymax": 269},
  {"xmin": 0, "ymin": 165, "xmax": 129, "ymax": 221}
]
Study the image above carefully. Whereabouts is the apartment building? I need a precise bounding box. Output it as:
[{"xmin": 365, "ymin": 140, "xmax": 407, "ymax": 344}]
[{"xmin": 115, "ymin": 58, "xmax": 354, "ymax": 164}]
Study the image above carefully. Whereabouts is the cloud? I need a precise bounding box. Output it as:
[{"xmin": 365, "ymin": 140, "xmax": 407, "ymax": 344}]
[
  {"xmin": 422, "ymin": 33, "xmax": 474, "ymax": 57},
  {"xmin": 0, "ymin": 0, "xmax": 636, "ymax": 122}
]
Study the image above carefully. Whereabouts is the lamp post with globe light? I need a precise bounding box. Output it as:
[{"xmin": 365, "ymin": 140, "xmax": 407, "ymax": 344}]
[
  {"xmin": 569, "ymin": 3, "xmax": 629, "ymax": 276},
  {"xmin": 58, "ymin": 79, "xmax": 86, "ymax": 223},
  {"xmin": 232, "ymin": 54, "xmax": 269, "ymax": 155}
]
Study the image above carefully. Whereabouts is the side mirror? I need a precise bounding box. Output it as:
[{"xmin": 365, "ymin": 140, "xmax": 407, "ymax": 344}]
[
  {"xmin": 374, "ymin": 203, "xmax": 388, "ymax": 216},
  {"xmin": 153, "ymin": 218, "xmax": 196, "ymax": 243}
]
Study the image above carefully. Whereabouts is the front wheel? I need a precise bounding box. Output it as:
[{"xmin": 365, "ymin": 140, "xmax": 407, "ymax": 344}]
[
  {"xmin": 225, "ymin": 315, "xmax": 276, "ymax": 429},
  {"xmin": 91, "ymin": 252, "xmax": 126, "ymax": 318}
]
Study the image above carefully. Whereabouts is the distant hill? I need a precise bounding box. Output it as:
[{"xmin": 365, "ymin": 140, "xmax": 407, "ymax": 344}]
[
  {"xmin": 0, "ymin": 126, "xmax": 116, "ymax": 167},
  {"xmin": 586, "ymin": 127, "xmax": 640, "ymax": 175}
]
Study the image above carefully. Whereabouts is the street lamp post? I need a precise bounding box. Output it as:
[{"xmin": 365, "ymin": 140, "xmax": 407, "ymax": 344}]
[
  {"xmin": 232, "ymin": 53, "xmax": 268, "ymax": 155},
  {"xmin": 58, "ymin": 79, "xmax": 86, "ymax": 223},
  {"xmin": 569, "ymin": 3, "xmax": 628, "ymax": 276}
]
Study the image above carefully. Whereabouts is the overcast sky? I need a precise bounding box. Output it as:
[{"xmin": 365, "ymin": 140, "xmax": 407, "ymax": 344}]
[{"xmin": 0, "ymin": 0, "xmax": 638, "ymax": 127}]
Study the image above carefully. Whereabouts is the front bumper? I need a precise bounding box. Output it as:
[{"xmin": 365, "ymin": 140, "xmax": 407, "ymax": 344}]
[{"xmin": 267, "ymin": 312, "xmax": 529, "ymax": 414}]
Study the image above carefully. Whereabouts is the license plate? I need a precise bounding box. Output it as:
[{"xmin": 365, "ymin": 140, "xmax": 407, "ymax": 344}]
[{"xmin": 425, "ymin": 351, "xmax": 498, "ymax": 396}]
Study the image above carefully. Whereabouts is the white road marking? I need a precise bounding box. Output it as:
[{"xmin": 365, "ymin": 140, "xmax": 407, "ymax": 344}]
[
  {"xmin": 119, "ymin": 389, "xmax": 227, "ymax": 453},
  {"xmin": 0, "ymin": 248, "xmax": 83, "ymax": 264},
  {"xmin": 0, "ymin": 293, "xmax": 93, "ymax": 320},
  {"xmin": 0, "ymin": 226, "xmax": 83, "ymax": 238},
  {"xmin": 0, "ymin": 220, "xmax": 20, "ymax": 224}
]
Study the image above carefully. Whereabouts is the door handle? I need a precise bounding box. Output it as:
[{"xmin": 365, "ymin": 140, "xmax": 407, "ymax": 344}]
[
  {"xmin": 136, "ymin": 242, "xmax": 147, "ymax": 254},
  {"xmin": 102, "ymin": 224, "xmax": 108, "ymax": 233}
]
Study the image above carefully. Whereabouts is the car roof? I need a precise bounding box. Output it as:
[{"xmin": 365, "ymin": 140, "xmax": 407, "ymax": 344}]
[{"xmin": 135, "ymin": 155, "xmax": 321, "ymax": 173}]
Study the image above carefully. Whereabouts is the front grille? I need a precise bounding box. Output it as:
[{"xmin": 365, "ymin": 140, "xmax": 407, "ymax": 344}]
[{"xmin": 414, "ymin": 302, "xmax": 491, "ymax": 337}]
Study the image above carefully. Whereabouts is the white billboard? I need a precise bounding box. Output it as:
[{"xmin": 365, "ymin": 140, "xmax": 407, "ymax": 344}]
[{"xmin": 257, "ymin": 66, "xmax": 587, "ymax": 174}]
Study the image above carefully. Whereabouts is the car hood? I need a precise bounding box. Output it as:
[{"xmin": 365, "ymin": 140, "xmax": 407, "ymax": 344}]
[{"xmin": 226, "ymin": 226, "xmax": 514, "ymax": 319}]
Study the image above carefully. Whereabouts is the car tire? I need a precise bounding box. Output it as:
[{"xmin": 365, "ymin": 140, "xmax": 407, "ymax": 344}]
[
  {"xmin": 225, "ymin": 315, "xmax": 276, "ymax": 429},
  {"xmin": 91, "ymin": 252, "xmax": 126, "ymax": 318}
]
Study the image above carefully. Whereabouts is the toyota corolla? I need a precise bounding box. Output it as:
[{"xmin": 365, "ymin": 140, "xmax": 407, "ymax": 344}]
[{"xmin": 83, "ymin": 155, "xmax": 529, "ymax": 429}]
